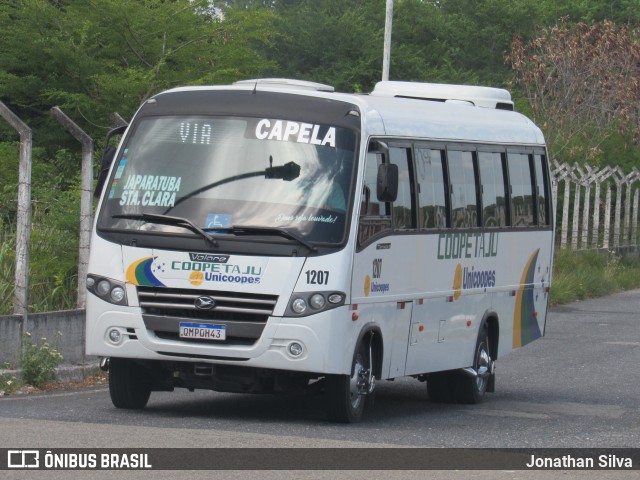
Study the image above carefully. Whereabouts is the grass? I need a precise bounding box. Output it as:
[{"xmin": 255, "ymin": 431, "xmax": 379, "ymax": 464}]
[
  {"xmin": 0, "ymin": 225, "xmax": 77, "ymax": 315},
  {"xmin": 0, "ymin": 231, "xmax": 15, "ymax": 314},
  {"xmin": 549, "ymin": 249, "xmax": 640, "ymax": 306}
]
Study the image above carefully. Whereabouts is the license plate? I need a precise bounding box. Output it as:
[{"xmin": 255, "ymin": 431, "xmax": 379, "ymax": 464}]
[{"xmin": 179, "ymin": 322, "xmax": 226, "ymax": 341}]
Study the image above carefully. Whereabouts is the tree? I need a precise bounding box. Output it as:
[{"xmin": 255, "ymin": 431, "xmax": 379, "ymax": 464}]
[
  {"xmin": 507, "ymin": 19, "xmax": 640, "ymax": 163},
  {"xmin": 260, "ymin": 0, "xmax": 384, "ymax": 92},
  {"xmin": 0, "ymin": 0, "xmax": 278, "ymax": 145}
]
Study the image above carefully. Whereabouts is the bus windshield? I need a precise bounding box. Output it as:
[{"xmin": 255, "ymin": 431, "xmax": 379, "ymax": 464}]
[{"xmin": 98, "ymin": 116, "xmax": 357, "ymax": 245}]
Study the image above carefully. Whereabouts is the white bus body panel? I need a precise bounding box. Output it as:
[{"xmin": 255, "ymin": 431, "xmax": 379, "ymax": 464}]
[
  {"xmin": 351, "ymin": 231, "xmax": 551, "ymax": 380},
  {"xmin": 86, "ymin": 239, "xmax": 360, "ymax": 375}
]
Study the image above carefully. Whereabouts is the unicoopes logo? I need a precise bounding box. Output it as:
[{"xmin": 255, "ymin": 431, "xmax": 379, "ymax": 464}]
[{"xmin": 452, "ymin": 263, "xmax": 496, "ymax": 301}]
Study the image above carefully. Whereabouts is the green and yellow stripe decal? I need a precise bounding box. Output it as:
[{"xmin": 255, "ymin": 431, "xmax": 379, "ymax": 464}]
[{"xmin": 513, "ymin": 249, "xmax": 542, "ymax": 349}]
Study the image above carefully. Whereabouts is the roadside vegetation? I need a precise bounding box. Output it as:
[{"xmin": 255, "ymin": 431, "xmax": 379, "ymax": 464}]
[
  {"xmin": 0, "ymin": 332, "xmax": 64, "ymax": 396},
  {"xmin": 549, "ymin": 249, "xmax": 640, "ymax": 306}
]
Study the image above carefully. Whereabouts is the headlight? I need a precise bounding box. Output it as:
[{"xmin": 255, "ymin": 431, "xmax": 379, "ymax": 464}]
[
  {"xmin": 96, "ymin": 279, "xmax": 111, "ymax": 296},
  {"xmin": 291, "ymin": 298, "xmax": 307, "ymax": 314},
  {"xmin": 309, "ymin": 294, "xmax": 326, "ymax": 309},
  {"xmin": 87, "ymin": 275, "xmax": 128, "ymax": 306},
  {"xmin": 286, "ymin": 291, "xmax": 346, "ymax": 317},
  {"xmin": 110, "ymin": 286, "xmax": 126, "ymax": 303}
]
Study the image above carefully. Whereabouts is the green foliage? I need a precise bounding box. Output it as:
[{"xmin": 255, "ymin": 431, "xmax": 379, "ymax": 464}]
[
  {"xmin": 0, "ymin": 143, "xmax": 79, "ymax": 314},
  {"xmin": 434, "ymin": 0, "xmax": 545, "ymax": 84},
  {"xmin": 0, "ymin": 363, "xmax": 19, "ymax": 396},
  {"xmin": 550, "ymin": 249, "xmax": 640, "ymax": 305},
  {"xmin": 0, "ymin": 231, "xmax": 15, "ymax": 314},
  {"xmin": 20, "ymin": 331, "xmax": 63, "ymax": 388},
  {"xmin": 0, "ymin": 0, "xmax": 278, "ymax": 145},
  {"xmin": 263, "ymin": 0, "xmax": 383, "ymax": 92}
]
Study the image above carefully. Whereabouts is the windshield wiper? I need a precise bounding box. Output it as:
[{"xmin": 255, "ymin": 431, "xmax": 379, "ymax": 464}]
[
  {"xmin": 206, "ymin": 225, "xmax": 316, "ymax": 252},
  {"xmin": 112, "ymin": 213, "xmax": 217, "ymax": 247},
  {"xmin": 164, "ymin": 158, "xmax": 301, "ymax": 214}
]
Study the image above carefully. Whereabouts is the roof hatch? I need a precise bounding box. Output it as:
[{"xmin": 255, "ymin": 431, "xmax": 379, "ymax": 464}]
[
  {"xmin": 371, "ymin": 81, "xmax": 514, "ymax": 110},
  {"xmin": 233, "ymin": 78, "xmax": 335, "ymax": 92}
]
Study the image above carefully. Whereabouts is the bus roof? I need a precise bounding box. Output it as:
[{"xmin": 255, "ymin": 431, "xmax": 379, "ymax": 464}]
[{"xmin": 156, "ymin": 80, "xmax": 546, "ymax": 147}]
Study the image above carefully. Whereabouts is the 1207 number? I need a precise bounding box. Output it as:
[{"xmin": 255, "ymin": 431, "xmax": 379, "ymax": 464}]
[{"xmin": 305, "ymin": 270, "xmax": 329, "ymax": 285}]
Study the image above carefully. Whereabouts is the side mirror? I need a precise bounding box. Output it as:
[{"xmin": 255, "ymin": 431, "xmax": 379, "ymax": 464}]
[
  {"xmin": 94, "ymin": 125, "xmax": 127, "ymax": 198},
  {"xmin": 377, "ymin": 163, "xmax": 398, "ymax": 202}
]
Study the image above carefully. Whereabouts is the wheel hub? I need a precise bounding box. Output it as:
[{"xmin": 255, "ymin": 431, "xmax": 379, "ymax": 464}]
[{"xmin": 475, "ymin": 347, "xmax": 492, "ymax": 391}]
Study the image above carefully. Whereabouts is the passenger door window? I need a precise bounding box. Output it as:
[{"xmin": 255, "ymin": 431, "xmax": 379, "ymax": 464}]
[
  {"xmin": 358, "ymin": 148, "xmax": 392, "ymax": 245},
  {"xmin": 390, "ymin": 147, "xmax": 416, "ymax": 230}
]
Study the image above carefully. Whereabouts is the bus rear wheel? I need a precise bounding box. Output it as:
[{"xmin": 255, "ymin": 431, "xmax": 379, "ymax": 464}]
[
  {"xmin": 109, "ymin": 357, "xmax": 152, "ymax": 409},
  {"xmin": 325, "ymin": 342, "xmax": 374, "ymax": 423}
]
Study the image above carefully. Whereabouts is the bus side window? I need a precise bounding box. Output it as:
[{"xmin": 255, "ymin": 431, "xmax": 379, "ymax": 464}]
[
  {"xmin": 415, "ymin": 148, "xmax": 447, "ymax": 229},
  {"xmin": 478, "ymin": 151, "xmax": 507, "ymax": 227},
  {"xmin": 448, "ymin": 149, "xmax": 478, "ymax": 228},
  {"xmin": 358, "ymin": 150, "xmax": 392, "ymax": 246},
  {"xmin": 534, "ymin": 153, "xmax": 550, "ymax": 226},
  {"xmin": 507, "ymin": 152, "xmax": 535, "ymax": 227}
]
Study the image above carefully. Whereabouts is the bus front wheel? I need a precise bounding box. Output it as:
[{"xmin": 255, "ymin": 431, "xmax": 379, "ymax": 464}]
[
  {"xmin": 325, "ymin": 342, "xmax": 375, "ymax": 423},
  {"xmin": 455, "ymin": 325, "xmax": 493, "ymax": 404},
  {"xmin": 109, "ymin": 357, "xmax": 152, "ymax": 409}
]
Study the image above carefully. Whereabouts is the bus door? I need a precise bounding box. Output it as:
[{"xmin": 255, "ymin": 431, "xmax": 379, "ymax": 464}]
[
  {"xmin": 352, "ymin": 143, "xmax": 418, "ymax": 379},
  {"xmin": 352, "ymin": 241, "xmax": 414, "ymax": 379}
]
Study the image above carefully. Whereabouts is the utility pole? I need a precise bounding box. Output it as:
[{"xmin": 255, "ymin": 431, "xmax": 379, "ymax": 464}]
[{"xmin": 382, "ymin": 0, "xmax": 394, "ymax": 81}]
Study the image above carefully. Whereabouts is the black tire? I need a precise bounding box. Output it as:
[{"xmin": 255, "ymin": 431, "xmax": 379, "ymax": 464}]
[
  {"xmin": 454, "ymin": 325, "xmax": 492, "ymax": 404},
  {"xmin": 109, "ymin": 357, "xmax": 152, "ymax": 409},
  {"xmin": 427, "ymin": 372, "xmax": 455, "ymax": 403},
  {"xmin": 325, "ymin": 343, "xmax": 373, "ymax": 423}
]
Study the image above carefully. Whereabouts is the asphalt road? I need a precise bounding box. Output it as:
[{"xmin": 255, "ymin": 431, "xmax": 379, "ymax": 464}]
[{"xmin": 1, "ymin": 290, "xmax": 639, "ymax": 479}]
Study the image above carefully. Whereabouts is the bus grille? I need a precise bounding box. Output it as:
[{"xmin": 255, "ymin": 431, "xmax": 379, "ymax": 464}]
[{"xmin": 137, "ymin": 287, "xmax": 278, "ymax": 345}]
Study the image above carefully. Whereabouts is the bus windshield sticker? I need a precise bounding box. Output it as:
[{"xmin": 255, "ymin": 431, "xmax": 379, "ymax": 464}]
[
  {"xmin": 114, "ymin": 158, "xmax": 127, "ymax": 179},
  {"xmin": 119, "ymin": 175, "xmax": 182, "ymax": 208},
  {"xmin": 205, "ymin": 214, "xmax": 232, "ymax": 229},
  {"xmin": 246, "ymin": 119, "xmax": 337, "ymax": 147},
  {"xmin": 275, "ymin": 213, "xmax": 338, "ymax": 224}
]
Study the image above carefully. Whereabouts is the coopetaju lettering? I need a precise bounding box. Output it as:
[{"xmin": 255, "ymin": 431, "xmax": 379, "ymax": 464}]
[{"xmin": 437, "ymin": 232, "xmax": 499, "ymax": 260}]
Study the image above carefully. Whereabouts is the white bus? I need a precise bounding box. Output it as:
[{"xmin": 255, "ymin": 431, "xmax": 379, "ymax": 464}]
[{"xmin": 86, "ymin": 79, "xmax": 553, "ymax": 422}]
